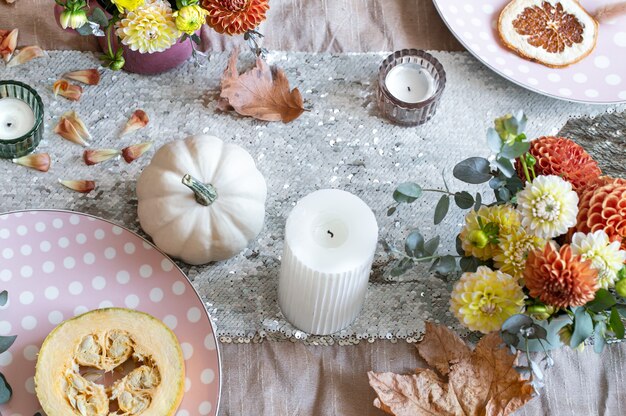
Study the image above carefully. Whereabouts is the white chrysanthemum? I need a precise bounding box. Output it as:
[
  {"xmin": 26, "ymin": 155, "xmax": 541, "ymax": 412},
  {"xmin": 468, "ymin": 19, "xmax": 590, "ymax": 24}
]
[
  {"xmin": 571, "ymin": 230, "xmax": 626, "ymax": 289},
  {"xmin": 516, "ymin": 175, "xmax": 579, "ymax": 239},
  {"xmin": 116, "ymin": 0, "xmax": 180, "ymax": 54}
]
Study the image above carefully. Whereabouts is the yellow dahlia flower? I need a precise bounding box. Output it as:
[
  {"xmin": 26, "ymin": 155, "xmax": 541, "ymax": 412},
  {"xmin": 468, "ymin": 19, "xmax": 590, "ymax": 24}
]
[
  {"xmin": 494, "ymin": 227, "xmax": 546, "ymax": 280},
  {"xmin": 173, "ymin": 5, "xmax": 209, "ymax": 35},
  {"xmin": 450, "ymin": 266, "xmax": 525, "ymax": 333},
  {"xmin": 116, "ymin": 0, "xmax": 180, "ymax": 54},
  {"xmin": 111, "ymin": 0, "xmax": 145, "ymax": 13},
  {"xmin": 459, "ymin": 204, "xmax": 521, "ymax": 260},
  {"xmin": 517, "ymin": 175, "xmax": 579, "ymax": 239},
  {"xmin": 571, "ymin": 230, "xmax": 626, "ymax": 289}
]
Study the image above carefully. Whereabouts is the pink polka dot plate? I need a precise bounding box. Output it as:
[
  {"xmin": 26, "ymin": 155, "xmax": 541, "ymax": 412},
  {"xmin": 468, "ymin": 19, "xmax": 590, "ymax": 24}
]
[
  {"xmin": 433, "ymin": 0, "xmax": 626, "ymax": 104},
  {"xmin": 0, "ymin": 210, "xmax": 221, "ymax": 416}
]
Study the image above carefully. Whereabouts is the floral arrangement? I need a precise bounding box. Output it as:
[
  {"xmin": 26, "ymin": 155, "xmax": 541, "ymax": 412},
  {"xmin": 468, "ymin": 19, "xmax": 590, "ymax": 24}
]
[
  {"xmin": 56, "ymin": 0, "xmax": 269, "ymax": 69},
  {"xmin": 389, "ymin": 112, "xmax": 626, "ymax": 390}
]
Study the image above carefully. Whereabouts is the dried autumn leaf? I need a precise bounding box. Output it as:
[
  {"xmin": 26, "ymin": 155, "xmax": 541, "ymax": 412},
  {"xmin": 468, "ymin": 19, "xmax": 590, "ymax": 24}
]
[
  {"xmin": 7, "ymin": 45, "xmax": 44, "ymax": 67},
  {"xmin": 219, "ymin": 49, "xmax": 305, "ymax": 123},
  {"xmin": 83, "ymin": 149, "xmax": 120, "ymax": 166},
  {"xmin": 59, "ymin": 179, "xmax": 95, "ymax": 193},
  {"xmin": 120, "ymin": 109, "xmax": 149, "ymax": 137},
  {"xmin": 54, "ymin": 111, "xmax": 90, "ymax": 146},
  {"xmin": 0, "ymin": 29, "xmax": 18, "ymax": 62},
  {"xmin": 12, "ymin": 153, "xmax": 51, "ymax": 172},
  {"xmin": 368, "ymin": 324, "xmax": 533, "ymax": 416},
  {"xmin": 52, "ymin": 79, "xmax": 83, "ymax": 101},
  {"xmin": 122, "ymin": 142, "xmax": 152, "ymax": 163},
  {"xmin": 63, "ymin": 69, "xmax": 101, "ymax": 85}
]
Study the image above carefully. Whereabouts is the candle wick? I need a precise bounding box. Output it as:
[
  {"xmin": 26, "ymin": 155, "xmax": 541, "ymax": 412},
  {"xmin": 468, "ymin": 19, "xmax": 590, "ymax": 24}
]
[
  {"xmin": 6, "ymin": 123, "xmax": 12, "ymax": 128},
  {"xmin": 327, "ymin": 230, "xmax": 334, "ymax": 238},
  {"xmin": 407, "ymin": 86, "xmax": 411, "ymax": 92}
]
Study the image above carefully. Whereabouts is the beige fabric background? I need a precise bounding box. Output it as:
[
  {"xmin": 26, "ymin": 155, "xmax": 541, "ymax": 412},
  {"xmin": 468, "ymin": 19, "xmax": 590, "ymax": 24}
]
[{"xmin": 2, "ymin": 1, "xmax": 624, "ymax": 415}]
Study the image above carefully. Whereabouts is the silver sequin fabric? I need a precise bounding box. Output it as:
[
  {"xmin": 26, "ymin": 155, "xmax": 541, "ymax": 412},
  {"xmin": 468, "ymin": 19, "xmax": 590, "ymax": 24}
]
[{"xmin": 1, "ymin": 51, "xmax": 624, "ymax": 345}]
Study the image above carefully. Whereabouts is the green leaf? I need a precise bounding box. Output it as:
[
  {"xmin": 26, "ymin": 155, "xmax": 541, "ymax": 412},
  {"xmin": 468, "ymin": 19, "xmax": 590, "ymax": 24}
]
[
  {"xmin": 495, "ymin": 157, "xmax": 516, "ymax": 178},
  {"xmin": 500, "ymin": 141, "xmax": 531, "ymax": 159},
  {"xmin": 0, "ymin": 373, "xmax": 11, "ymax": 404},
  {"xmin": 616, "ymin": 304, "xmax": 626, "ymax": 319},
  {"xmin": 453, "ymin": 157, "xmax": 492, "ymax": 184},
  {"xmin": 486, "ymin": 127, "xmax": 502, "ymax": 153},
  {"xmin": 610, "ymin": 307, "xmax": 625, "ymax": 339},
  {"xmin": 527, "ymin": 325, "xmax": 548, "ymax": 340},
  {"xmin": 432, "ymin": 255, "xmax": 456, "ymax": 274},
  {"xmin": 473, "ymin": 192, "xmax": 482, "ymax": 211},
  {"xmin": 0, "ymin": 335, "xmax": 16, "ymax": 354},
  {"xmin": 455, "ymin": 234, "xmax": 465, "ymax": 256},
  {"xmin": 501, "ymin": 314, "xmax": 534, "ymax": 334},
  {"xmin": 586, "ymin": 289, "xmax": 617, "ymax": 313},
  {"xmin": 0, "ymin": 291, "xmax": 6, "ymax": 307},
  {"xmin": 503, "ymin": 116, "xmax": 519, "ymax": 136},
  {"xmin": 386, "ymin": 206, "xmax": 396, "ymax": 216},
  {"xmin": 459, "ymin": 256, "xmax": 480, "ymax": 273},
  {"xmin": 434, "ymin": 195, "xmax": 450, "ymax": 225},
  {"xmin": 424, "ymin": 236, "xmax": 440, "ymax": 257},
  {"xmin": 570, "ymin": 307, "xmax": 593, "ymax": 348},
  {"xmin": 454, "ymin": 191, "xmax": 474, "ymax": 209},
  {"xmin": 76, "ymin": 23, "xmax": 94, "ymax": 36},
  {"xmin": 90, "ymin": 7, "xmax": 109, "ymax": 28},
  {"xmin": 593, "ymin": 321, "xmax": 607, "ymax": 354},
  {"xmin": 497, "ymin": 187, "xmax": 511, "ymax": 202},
  {"xmin": 405, "ymin": 231, "xmax": 425, "ymax": 257},
  {"xmin": 390, "ymin": 258, "xmax": 413, "ymax": 277},
  {"xmin": 515, "ymin": 110, "xmax": 528, "ymax": 133},
  {"xmin": 393, "ymin": 182, "xmax": 423, "ymax": 203}
]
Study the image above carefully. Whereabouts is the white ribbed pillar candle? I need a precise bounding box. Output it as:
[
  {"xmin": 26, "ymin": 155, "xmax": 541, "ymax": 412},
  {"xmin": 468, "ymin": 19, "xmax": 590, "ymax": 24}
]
[{"xmin": 278, "ymin": 189, "xmax": 378, "ymax": 335}]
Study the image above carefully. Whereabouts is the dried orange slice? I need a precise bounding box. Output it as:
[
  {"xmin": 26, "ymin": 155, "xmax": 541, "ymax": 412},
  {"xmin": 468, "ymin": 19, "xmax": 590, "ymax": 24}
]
[{"xmin": 498, "ymin": 0, "xmax": 598, "ymax": 68}]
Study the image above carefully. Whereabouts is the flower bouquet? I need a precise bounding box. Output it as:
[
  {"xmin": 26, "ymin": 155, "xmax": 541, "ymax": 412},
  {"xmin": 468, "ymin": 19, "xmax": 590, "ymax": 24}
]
[
  {"xmin": 54, "ymin": 0, "xmax": 269, "ymax": 73},
  {"xmin": 390, "ymin": 112, "xmax": 626, "ymax": 389}
]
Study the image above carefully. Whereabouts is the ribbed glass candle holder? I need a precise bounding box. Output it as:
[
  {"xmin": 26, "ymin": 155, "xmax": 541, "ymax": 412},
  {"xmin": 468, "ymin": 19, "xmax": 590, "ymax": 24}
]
[
  {"xmin": 377, "ymin": 49, "xmax": 446, "ymax": 126},
  {"xmin": 0, "ymin": 80, "xmax": 44, "ymax": 159}
]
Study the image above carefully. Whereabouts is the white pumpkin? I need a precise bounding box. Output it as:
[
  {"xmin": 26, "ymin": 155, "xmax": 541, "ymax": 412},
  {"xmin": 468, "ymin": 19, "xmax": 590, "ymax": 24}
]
[{"xmin": 137, "ymin": 135, "xmax": 267, "ymax": 265}]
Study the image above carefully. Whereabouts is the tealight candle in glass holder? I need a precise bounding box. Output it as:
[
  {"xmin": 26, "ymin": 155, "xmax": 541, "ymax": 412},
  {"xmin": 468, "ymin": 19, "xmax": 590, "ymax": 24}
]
[
  {"xmin": 377, "ymin": 49, "xmax": 446, "ymax": 126},
  {"xmin": 0, "ymin": 80, "xmax": 44, "ymax": 159}
]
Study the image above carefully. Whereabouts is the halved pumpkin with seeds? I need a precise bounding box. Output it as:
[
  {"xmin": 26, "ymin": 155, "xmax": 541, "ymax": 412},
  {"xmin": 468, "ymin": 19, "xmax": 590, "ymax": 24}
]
[{"xmin": 35, "ymin": 308, "xmax": 185, "ymax": 416}]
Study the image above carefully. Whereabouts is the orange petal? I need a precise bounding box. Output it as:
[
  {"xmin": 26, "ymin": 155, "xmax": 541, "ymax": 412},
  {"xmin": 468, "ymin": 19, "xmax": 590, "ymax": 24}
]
[
  {"xmin": 54, "ymin": 111, "xmax": 90, "ymax": 146},
  {"xmin": 63, "ymin": 69, "xmax": 101, "ymax": 86},
  {"xmin": 12, "ymin": 153, "xmax": 51, "ymax": 172},
  {"xmin": 52, "ymin": 80, "xmax": 83, "ymax": 101},
  {"xmin": 0, "ymin": 29, "xmax": 18, "ymax": 63},
  {"xmin": 7, "ymin": 45, "xmax": 45, "ymax": 67},
  {"xmin": 120, "ymin": 110, "xmax": 149, "ymax": 137},
  {"xmin": 58, "ymin": 179, "xmax": 96, "ymax": 193},
  {"xmin": 83, "ymin": 149, "xmax": 120, "ymax": 166},
  {"xmin": 122, "ymin": 142, "xmax": 152, "ymax": 163}
]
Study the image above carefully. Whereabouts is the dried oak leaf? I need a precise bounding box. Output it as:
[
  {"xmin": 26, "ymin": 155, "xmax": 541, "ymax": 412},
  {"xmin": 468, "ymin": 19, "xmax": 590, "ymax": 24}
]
[
  {"xmin": 219, "ymin": 49, "xmax": 305, "ymax": 123},
  {"xmin": 368, "ymin": 322, "xmax": 533, "ymax": 416}
]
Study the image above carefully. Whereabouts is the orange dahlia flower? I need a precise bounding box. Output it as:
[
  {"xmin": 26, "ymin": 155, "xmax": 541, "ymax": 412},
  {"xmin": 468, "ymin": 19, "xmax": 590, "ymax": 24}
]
[
  {"xmin": 202, "ymin": 0, "xmax": 269, "ymax": 35},
  {"xmin": 524, "ymin": 242, "xmax": 598, "ymax": 308},
  {"xmin": 519, "ymin": 136, "xmax": 601, "ymax": 194},
  {"xmin": 574, "ymin": 178, "xmax": 626, "ymax": 251}
]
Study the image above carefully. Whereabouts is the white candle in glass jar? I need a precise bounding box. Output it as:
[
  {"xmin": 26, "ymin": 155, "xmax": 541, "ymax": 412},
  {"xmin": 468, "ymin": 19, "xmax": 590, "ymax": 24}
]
[
  {"xmin": 278, "ymin": 189, "xmax": 378, "ymax": 335},
  {"xmin": 384, "ymin": 63, "xmax": 435, "ymax": 103},
  {"xmin": 0, "ymin": 97, "xmax": 36, "ymax": 140}
]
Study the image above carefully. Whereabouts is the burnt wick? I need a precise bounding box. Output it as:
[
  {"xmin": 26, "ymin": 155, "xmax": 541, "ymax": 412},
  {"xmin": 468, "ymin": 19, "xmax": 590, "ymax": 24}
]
[
  {"xmin": 327, "ymin": 230, "xmax": 334, "ymax": 238},
  {"xmin": 407, "ymin": 86, "xmax": 411, "ymax": 92}
]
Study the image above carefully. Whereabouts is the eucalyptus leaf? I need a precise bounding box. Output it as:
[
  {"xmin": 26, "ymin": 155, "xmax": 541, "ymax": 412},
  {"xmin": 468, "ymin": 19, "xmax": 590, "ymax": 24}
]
[
  {"xmin": 0, "ymin": 373, "xmax": 11, "ymax": 404},
  {"xmin": 495, "ymin": 157, "xmax": 516, "ymax": 178},
  {"xmin": 593, "ymin": 321, "xmax": 607, "ymax": 354},
  {"xmin": 0, "ymin": 291, "xmax": 6, "ymax": 307},
  {"xmin": 455, "ymin": 235, "xmax": 465, "ymax": 256},
  {"xmin": 610, "ymin": 307, "xmax": 625, "ymax": 339},
  {"xmin": 76, "ymin": 23, "xmax": 94, "ymax": 36},
  {"xmin": 497, "ymin": 187, "xmax": 511, "ymax": 202},
  {"xmin": 433, "ymin": 255, "xmax": 456, "ymax": 274},
  {"xmin": 570, "ymin": 307, "xmax": 593, "ymax": 348},
  {"xmin": 473, "ymin": 192, "xmax": 482, "ymax": 211},
  {"xmin": 405, "ymin": 231, "xmax": 425, "ymax": 257},
  {"xmin": 90, "ymin": 8, "xmax": 109, "ymax": 28},
  {"xmin": 424, "ymin": 236, "xmax": 440, "ymax": 257},
  {"xmin": 527, "ymin": 325, "xmax": 548, "ymax": 340},
  {"xmin": 454, "ymin": 191, "xmax": 474, "ymax": 209},
  {"xmin": 486, "ymin": 127, "xmax": 502, "ymax": 153},
  {"xmin": 503, "ymin": 116, "xmax": 519, "ymax": 136},
  {"xmin": 616, "ymin": 304, "xmax": 626, "ymax": 319},
  {"xmin": 390, "ymin": 258, "xmax": 413, "ymax": 277},
  {"xmin": 515, "ymin": 110, "xmax": 528, "ymax": 133},
  {"xmin": 586, "ymin": 289, "xmax": 616, "ymax": 313},
  {"xmin": 500, "ymin": 141, "xmax": 530, "ymax": 159},
  {"xmin": 387, "ymin": 206, "xmax": 396, "ymax": 216},
  {"xmin": 459, "ymin": 256, "xmax": 480, "ymax": 273},
  {"xmin": 434, "ymin": 195, "xmax": 450, "ymax": 225},
  {"xmin": 489, "ymin": 175, "xmax": 506, "ymax": 190},
  {"xmin": 529, "ymin": 359, "xmax": 544, "ymax": 381},
  {"xmin": 453, "ymin": 157, "xmax": 492, "ymax": 184},
  {"xmin": 0, "ymin": 335, "xmax": 16, "ymax": 354},
  {"xmin": 501, "ymin": 314, "xmax": 534, "ymax": 334},
  {"xmin": 393, "ymin": 182, "xmax": 423, "ymax": 203}
]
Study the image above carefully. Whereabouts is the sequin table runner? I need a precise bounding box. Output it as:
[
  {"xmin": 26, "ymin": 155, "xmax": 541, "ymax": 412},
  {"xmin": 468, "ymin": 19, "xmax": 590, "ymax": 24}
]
[{"xmin": 1, "ymin": 51, "xmax": 624, "ymax": 344}]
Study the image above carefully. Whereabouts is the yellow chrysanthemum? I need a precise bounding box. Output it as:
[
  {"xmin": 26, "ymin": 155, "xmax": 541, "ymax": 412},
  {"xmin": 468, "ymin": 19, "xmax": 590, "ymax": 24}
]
[
  {"xmin": 459, "ymin": 204, "xmax": 521, "ymax": 260},
  {"xmin": 450, "ymin": 266, "xmax": 525, "ymax": 334},
  {"xmin": 571, "ymin": 230, "xmax": 626, "ymax": 289},
  {"xmin": 494, "ymin": 227, "xmax": 546, "ymax": 280},
  {"xmin": 173, "ymin": 5, "xmax": 209, "ymax": 35},
  {"xmin": 116, "ymin": 0, "xmax": 180, "ymax": 54},
  {"xmin": 111, "ymin": 0, "xmax": 145, "ymax": 13}
]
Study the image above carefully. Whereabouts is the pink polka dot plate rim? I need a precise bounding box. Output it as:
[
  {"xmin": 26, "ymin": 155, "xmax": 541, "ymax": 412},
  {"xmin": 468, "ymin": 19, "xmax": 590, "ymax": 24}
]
[
  {"xmin": 0, "ymin": 210, "xmax": 221, "ymax": 416},
  {"xmin": 433, "ymin": 0, "xmax": 626, "ymax": 104}
]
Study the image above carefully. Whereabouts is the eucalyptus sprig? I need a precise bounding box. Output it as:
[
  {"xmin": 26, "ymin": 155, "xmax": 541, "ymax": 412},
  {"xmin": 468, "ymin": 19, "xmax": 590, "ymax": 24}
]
[{"xmin": 0, "ymin": 290, "xmax": 16, "ymax": 404}]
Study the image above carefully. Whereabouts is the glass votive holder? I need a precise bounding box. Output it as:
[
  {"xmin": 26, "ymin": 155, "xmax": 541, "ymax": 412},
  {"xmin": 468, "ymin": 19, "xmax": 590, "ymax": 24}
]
[
  {"xmin": 0, "ymin": 80, "xmax": 44, "ymax": 159},
  {"xmin": 377, "ymin": 49, "xmax": 446, "ymax": 126}
]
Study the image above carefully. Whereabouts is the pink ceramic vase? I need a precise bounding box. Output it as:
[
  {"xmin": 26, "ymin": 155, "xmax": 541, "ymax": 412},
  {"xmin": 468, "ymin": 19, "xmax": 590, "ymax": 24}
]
[{"xmin": 54, "ymin": 2, "xmax": 195, "ymax": 75}]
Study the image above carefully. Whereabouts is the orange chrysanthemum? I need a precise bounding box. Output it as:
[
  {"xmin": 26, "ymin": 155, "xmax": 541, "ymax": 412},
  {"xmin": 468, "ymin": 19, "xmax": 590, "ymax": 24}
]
[
  {"xmin": 524, "ymin": 242, "xmax": 598, "ymax": 308},
  {"xmin": 574, "ymin": 178, "xmax": 626, "ymax": 251},
  {"xmin": 202, "ymin": 0, "xmax": 269, "ymax": 35},
  {"xmin": 519, "ymin": 136, "xmax": 601, "ymax": 194}
]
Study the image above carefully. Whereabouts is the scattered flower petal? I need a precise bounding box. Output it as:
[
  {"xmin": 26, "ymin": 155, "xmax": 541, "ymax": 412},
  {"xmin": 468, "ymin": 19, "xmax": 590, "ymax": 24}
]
[
  {"xmin": 54, "ymin": 111, "xmax": 90, "ymax": 146},
  {"xmin": 120, "ymin": 110, "xmax": 149, "ymax": 137},
  {"xmin": 52, "ymin": 80, "xmax": 83, "ymax": 101},
  {"xmin": 11, "ymin": 153, "xmax": 51, "ymax": 172},
  {"xmin": 122, "ymin": 142, "xmax": 152, "ymax": 163},
  {"xmin": 62, "ymin": 69, "xmax": 101, "ymax": 85},
  {"xmin": 0, "ymin": 29, "xmax": 18, "ymax": 62},
  {"xmin": 7, "ymin": 45, "xmax": 45, "ymax": 67},
  {"xmin": 83, "ymin": 148, "xmax": 120, "ymax": 166},
  {"xmin": 59, "ymin": 179, "xmax": 96, "ymax": 193}
]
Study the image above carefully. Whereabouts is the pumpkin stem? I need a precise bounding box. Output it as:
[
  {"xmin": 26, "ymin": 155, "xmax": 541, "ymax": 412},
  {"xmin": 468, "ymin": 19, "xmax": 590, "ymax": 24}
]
[{"xmin": 182, "ymin": 174, "xmax": 218, "ymax": 206}]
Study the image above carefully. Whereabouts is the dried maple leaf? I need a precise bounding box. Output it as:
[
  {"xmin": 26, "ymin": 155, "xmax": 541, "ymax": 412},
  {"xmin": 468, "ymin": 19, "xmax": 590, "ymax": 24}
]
[
  {"xmin": 368, "ymin": 323, "xmax": 533, "ymax": 416},
  {"xmin": 219, "ymin": 49, "xmax": 305, "ymax": 123}
]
